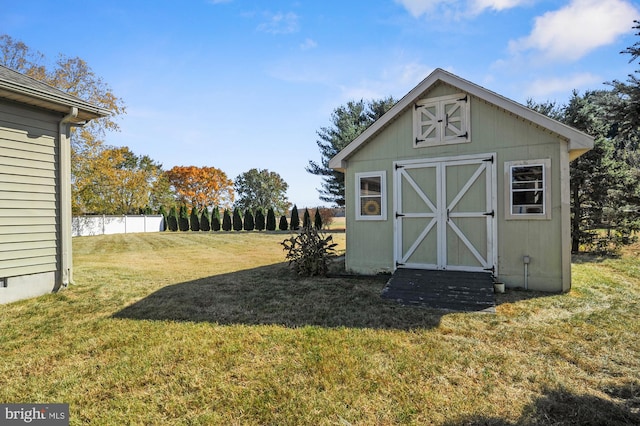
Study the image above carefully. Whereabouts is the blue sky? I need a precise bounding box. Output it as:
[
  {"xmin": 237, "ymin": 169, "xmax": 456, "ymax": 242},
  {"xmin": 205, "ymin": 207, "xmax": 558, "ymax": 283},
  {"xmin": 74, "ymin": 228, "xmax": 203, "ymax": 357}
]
[{"xmin": 2, "ymin": 0, "xmax": 639, "ymax": 207}]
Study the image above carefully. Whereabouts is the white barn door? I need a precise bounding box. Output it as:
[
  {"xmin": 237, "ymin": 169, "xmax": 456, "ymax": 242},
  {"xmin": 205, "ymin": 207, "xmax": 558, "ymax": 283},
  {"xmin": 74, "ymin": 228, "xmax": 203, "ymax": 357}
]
[{"xmin": 394, "ymin": 154, "xmax": 497, "ymax": 273}]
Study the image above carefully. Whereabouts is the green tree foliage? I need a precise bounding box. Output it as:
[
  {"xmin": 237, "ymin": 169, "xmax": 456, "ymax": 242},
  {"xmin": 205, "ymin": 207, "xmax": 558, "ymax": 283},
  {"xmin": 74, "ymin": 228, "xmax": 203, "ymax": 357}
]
[
  {"xmin": 158, "ymin": 205, "xmax": 168, "ymax": 231},
  {"xmin": 189, "ymin": 207, "xmax": 200, "ymax": 232},
  {"xmin": 529, "ymin": 90, "xmax": 640, "ymax": 253},
  {"xmin": 232, "ymin": 208, "xmax": 243, "ymax": 231},
  {"xmin": 178, "ymin": 205, "xmax": 190, "ymax": 232},
  {"xmin": 290, "ymin": 205, "xmax": 300, "ymax": 231},
  {"xmin": 314, "ymin": 208, "xmax": 323, "ymax": 230},
  {"xmin": 255, "ymin": 208, "xmax": 265, "ymax": 231},
  {"xmin": 167, "ymin": 206, "xmax": 178, "ymax": 232},
  {"xmin": 279, "ymin": 215, "xmax": 289, "ymax": 231},
  {"xmin": 211, "ymin": 207, "xmax": 221, "ymax": 231},
  {"xmin": 73, "ymin": 146, "xmax": 165, "ymax": 215},
  {"xmin": 266, "ymin": 208, "xmax": 277, "ymax": 231},
  {"xmin": 222, "ymin": 209, "xmax": 232, "ymax": 231},
  {"xmin": 200, "ymin": 208, "xmax": 211, "ymax": 232},
  {"xmin": 243, "ymin": 209, "xmax": 255, "ymax": 231},
  {"xmin": 306, "ymin": 97, "xmax": 396, "ymax": 206},
  {"xmin": 234, "ymin": 168, "xmax": 291, "ymax": 215},
  {"xmin": 303, "ymin": 208, "xmax": 311, "ymax": 229},
  {"xmin": 606, "ymin": 20, "xmax": 640, "ymax": 152}
]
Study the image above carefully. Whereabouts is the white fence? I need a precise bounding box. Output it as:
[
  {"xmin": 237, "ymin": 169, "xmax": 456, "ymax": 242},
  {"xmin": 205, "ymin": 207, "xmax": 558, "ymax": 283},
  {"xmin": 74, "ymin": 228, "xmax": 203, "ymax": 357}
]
[{"xmin": 72, "ymin": 215, "xmax": 165, "ymax": 237}]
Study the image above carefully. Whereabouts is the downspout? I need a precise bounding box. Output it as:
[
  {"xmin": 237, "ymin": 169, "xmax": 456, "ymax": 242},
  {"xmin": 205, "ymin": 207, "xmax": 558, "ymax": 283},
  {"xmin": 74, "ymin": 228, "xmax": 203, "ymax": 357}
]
[{"xmin": 58, "ymin": 107, "xmax": 78, "ymax": 290}]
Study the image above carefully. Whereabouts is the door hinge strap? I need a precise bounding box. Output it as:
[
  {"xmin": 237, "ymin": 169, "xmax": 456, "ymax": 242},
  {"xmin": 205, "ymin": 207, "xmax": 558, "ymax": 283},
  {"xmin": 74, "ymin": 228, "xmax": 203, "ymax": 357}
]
[
  {"xmin": 483, "ymin": 210, "xmax": 495, "ymax": 217},
  {"xmin": 457, "ymin": 95, "xmax": 468, "ymax": 102},
  {"xmin": 457, "ymin": 131, "xmax": 468, "ymax": 139},
  {"xmin": 483, "ymin": 156, "xmax": 494, "ymax": 163},
  {"xmin": 395, "ymin": 212, "xmax": 405, "ymax": 218}
]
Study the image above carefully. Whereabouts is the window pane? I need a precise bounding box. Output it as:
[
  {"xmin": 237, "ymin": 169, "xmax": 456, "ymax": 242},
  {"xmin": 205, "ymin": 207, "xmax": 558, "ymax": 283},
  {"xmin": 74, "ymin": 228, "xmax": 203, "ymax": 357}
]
[
  {"xmin": 513, "ymin": 191, "xmax": 543, "ymax": 206},
  {"xmin": 361, "ymin": 197, "xmax": 382, "ymax": 216},
  {"xmin": 512, "ymin": 166, "xmax": 543, "ymax": 183},
  {"xmin": 360, "ymin": 176, "xmax": 381, "ymax": 196}
]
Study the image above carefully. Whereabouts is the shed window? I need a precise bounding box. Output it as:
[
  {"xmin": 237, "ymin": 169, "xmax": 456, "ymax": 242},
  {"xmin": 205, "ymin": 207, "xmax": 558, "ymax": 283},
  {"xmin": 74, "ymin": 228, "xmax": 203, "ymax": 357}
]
[
  {"xmin": 355, "ymin": 171, "xmax": 387, "ymax": 220},
  {"xmin": 414, "ymin": 93, "xmax": 470, "ymax": 147},
  {"xmin": 505, "ymin": 159, "xmax": 551, "ymax": 220}
]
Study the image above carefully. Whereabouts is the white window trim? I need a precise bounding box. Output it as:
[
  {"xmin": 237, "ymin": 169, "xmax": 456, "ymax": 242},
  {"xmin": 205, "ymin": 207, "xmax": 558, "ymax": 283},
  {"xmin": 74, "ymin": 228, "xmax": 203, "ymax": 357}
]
[
  {"xmin": 413, "ymin": 93, "xmax": 471, "ymax": 148},
  {"xmin": 504, "ymin": 159, "xmax": 551, "ymax": 220},
  {"xmin": 355, "ymin": 171, "xmax": 387, "ymax": 221}
]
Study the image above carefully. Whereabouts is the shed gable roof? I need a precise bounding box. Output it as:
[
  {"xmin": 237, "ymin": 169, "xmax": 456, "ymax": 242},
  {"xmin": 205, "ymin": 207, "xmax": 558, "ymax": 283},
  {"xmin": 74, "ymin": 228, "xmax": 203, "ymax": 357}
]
[
  {"xmin": 0, "ymin": 64, "xmax": 110, "ymax": 122},
  {"xmin": 329, "ymin": 68, "xmax": 595, "ymax": 171}
]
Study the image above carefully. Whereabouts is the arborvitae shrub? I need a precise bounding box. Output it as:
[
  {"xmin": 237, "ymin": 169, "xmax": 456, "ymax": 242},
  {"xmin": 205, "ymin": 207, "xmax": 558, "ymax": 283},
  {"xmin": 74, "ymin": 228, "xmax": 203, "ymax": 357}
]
[
  {"xmin": 255, "ymin": 208, "xmax": 265, "ymax": 231},
  {"xmin": 167, "ymin": 206, "xmax": 178, "ymax": 231},
  {"xmin": 222, "ymin": 209, "xmax": 232, "ymax": 231},
  {"xmin": 243, "ymin": 209, "xmax": 255, "ymax": 231},
  {"xmin": 212, "ymin": 207, "xmax": 221, "ymax": 231},
  {"xmin": 279, "ymin": 215, "xmax": 288, "ymax": 231},
  {"xmin": 314, "ymin": 207, "xmax": 323, "ymax": 230},
  {"xmin": 178, "ymin": 205, "xmax": 190, "ymax": 231},
  {"xmin": 232, "ymin": 208, "xmax": 243, "ymax": 231},
  {"xmin": 200, "ymin": 208, "xmax": 211, "ymax": 232},
  {"xmin": 290, "ymin": 205, "xmax": 300, "ymax": 230},
  {"xmin": 190, "ymin": 207, "xmax": 200, "ymax": 232},
  {"xmin": 266, "ymin": 208, "xmax": 276, "ymax": 231},
  {"xmin": 303, "ymin": 208, "xmax": 311, "ymax": 229},
  {"xmin": 158, "ymin": 205, "xmax": 168, "ymax": 231}
]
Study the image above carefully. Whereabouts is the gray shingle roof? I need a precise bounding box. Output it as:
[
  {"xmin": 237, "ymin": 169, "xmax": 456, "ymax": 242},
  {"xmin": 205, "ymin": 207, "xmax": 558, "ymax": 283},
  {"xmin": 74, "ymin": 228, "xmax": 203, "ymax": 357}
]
[{"xmin": 0, "ymin": 64, "xmax": 111, "ymax": 121}]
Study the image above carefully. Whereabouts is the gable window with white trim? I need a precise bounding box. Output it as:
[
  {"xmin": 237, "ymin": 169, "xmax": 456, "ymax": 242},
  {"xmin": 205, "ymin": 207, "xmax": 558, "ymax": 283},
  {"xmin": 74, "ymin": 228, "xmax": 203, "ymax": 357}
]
[
  {"xmin": 414, "ymin": 93, "xmax": 470, "ymax": 147},
  {"xmin": 505, "ymin": 159, "xmax": 551, "ymax": 220},
  {"xmin": 355, "ymin": 171, "xmax": 387, "ymax": 220}
]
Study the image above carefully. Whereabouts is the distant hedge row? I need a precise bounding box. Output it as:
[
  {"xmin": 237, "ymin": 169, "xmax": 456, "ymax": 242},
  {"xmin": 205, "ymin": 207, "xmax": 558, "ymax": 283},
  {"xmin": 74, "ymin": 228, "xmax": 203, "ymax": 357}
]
[{"xmin": 161, "ymin": 205, "xmax": 324, "ymax": 232}]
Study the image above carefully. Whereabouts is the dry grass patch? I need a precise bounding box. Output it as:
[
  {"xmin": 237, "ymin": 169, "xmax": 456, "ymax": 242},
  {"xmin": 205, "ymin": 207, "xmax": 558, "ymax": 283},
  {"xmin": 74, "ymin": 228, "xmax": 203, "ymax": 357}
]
[{"xmin": 1, "ymin": 233, "xmax": 639, "ymax": 425}]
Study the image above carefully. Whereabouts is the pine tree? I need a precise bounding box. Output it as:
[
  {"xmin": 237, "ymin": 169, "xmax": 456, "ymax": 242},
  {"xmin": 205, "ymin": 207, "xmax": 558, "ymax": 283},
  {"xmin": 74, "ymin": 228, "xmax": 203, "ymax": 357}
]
[
  {"xmin": 290, "ymin": 205, "xmax": 300, "ymax": 230},
  {"xmin": 243, "ymin": 209, "xmax": 255, "ymax": 231},
  {"xmin": 303, "ymin": 208, "xmax": 311, "ymax": 229},
  {"xmin": 211, "ymin": 206, "xmax": 221, "ymax": 231},
  {"xmin": 314, "ymin": 207, "xmax": 323, "ymax": 230},
  {"xmin": 189, "ymin": 206, "xmax": 200, "ymax": 232},
  {"xmin": 167, "ymin": 206, "xmax": 178, "ymax": 231},
  {"xmin": 178, "ymin": 204, "xmax": 190, "ymax": 231},
  {"xmin": 200, "ymin": 208, "xmax": 211, "ymax": 232},
  {"xmin": 232, "ymin": 208, "xmax": 243, "ymax": 231},
  {"xmin": 222, "ymin": 209, "xmax": 232, "ymax": 231},
  {"xmin": 255, "ymin": 208, "xmax": 265, "ymax": 231},
  {"xmin": 279, "ymin": 215, "xmax": 289, "ymax": 231},
  {"xmin": 266, "ymin": 207, "xmax": 276, "ymax": 231}
]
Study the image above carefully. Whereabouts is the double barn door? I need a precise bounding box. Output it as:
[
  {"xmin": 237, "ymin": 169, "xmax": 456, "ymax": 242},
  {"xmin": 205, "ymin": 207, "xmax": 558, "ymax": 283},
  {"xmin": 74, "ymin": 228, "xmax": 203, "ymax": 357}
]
[{"xmin": 394, "ymin": 154, "xmax": 496, "ymax": 273}]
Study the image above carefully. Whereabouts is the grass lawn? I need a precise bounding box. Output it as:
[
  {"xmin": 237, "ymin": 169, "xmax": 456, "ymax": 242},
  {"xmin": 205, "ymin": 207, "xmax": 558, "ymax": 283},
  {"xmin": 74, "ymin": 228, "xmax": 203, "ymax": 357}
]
[{"xmin": 1, "ymin": 232, "xmax": 639, "ymax": 425}]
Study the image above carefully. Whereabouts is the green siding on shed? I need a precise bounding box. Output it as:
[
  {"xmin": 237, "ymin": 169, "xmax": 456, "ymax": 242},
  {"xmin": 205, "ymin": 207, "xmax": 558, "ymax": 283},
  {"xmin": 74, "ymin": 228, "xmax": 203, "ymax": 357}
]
[
  {"xmin": 343, "ymin": 87, "xmax": 569, "ymax": 291},
  {"xmin": 0, "ymin": 102, "xmax": 59, "ymax": 278}
]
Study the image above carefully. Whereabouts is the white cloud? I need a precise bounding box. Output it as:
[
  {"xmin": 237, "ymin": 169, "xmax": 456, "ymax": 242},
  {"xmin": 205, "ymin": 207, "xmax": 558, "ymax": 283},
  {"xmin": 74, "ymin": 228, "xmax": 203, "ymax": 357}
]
[
  {"xmin": 394, "ymin": 0, "xmax": 449, "ymax": 17},
  {"xmin": 257, "ymin": 12, "xmax": 299, "ymax": 34},
  {"xmin": 395, "ymin": 0, "xmax": 528, "ymax": 18},
  {"xmin": 300, "ymin": 38, "xmax": 317, "ymax": 50},
  {"xmin": 509, "ymin": 0, "xmax": 640, "ymax": 62},
  {"xmin": 470, "ymin": 0, "xmax": 530, "ymax": 14},
  {"xmin": 525, "ymin": 72, "xmax": 602, "ymax": 98}
]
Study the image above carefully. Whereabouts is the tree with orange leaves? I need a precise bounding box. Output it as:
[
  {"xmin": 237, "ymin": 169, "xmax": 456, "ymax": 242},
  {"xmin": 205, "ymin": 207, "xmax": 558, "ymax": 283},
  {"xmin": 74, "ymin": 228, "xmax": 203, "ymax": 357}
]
[{"xmin": 165, "ymin": 166, "xmax": 234, "ymax": 210}]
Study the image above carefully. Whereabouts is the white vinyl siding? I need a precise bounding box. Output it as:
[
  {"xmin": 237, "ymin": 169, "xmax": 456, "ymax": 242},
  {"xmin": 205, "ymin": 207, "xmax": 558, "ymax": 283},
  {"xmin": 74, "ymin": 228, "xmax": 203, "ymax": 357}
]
[{"xmin": 0, "ymin": 104, "xmax": 59, "ymax": 278}]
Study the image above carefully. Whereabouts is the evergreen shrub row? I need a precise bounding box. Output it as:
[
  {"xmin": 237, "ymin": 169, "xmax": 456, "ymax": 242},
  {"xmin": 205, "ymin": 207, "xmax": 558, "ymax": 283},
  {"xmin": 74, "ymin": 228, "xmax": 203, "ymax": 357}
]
[{"xmin": 162, "ymin": 205, "xmax": 326, "ymax": 232}]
